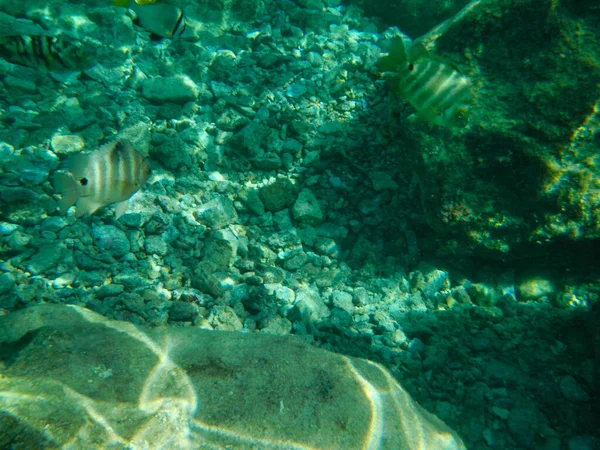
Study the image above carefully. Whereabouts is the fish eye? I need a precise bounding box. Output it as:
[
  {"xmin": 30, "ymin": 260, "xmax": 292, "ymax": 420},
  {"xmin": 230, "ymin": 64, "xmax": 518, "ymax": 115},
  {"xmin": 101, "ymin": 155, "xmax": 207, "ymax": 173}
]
[
  {"xmin": 79, "ymin": 177, "xmax": 88, "ymax": 186},
  {"xmin": 408, "ymin": 63, "xmax": 414, "ymax": 71}
]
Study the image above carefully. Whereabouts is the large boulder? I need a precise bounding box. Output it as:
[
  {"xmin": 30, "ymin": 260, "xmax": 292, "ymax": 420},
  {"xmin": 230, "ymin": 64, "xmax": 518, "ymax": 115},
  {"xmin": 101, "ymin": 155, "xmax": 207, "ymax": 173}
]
[{"xmin": 0, "ymin": 304, "xmax": 466, "ymax": 449}]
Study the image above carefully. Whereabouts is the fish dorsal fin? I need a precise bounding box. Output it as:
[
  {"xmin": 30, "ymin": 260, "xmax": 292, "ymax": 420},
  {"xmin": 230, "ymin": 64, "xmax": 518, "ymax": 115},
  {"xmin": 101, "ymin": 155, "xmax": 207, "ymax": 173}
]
[
  {"xmin": 377, "ymin": 37, "xmax": 407, "ymax": 72},
  {"xmin": 407, "ymin": 41, "xmax": 429, "ymax": 62},
  {"xmin": 97, "ymin": 140, "xmax": 119, "ymax": 155},
  {"xmin": 411, "ymin": 41, "xmax": 464, "ymax": 73}
]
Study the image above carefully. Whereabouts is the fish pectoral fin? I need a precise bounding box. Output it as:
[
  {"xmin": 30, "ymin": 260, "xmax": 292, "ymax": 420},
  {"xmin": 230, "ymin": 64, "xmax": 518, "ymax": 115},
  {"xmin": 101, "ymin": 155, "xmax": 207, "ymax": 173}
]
[
  {"xmin": 52, "ymin": 171, "xmax": 81, "ymax": 214},
  {"xmin": 74, "ymin": 198, "xmax": 103, "ymax": 218},
  {"xmin": 114, "ymin": 201, "xmax": 129, "ymax": 219}
]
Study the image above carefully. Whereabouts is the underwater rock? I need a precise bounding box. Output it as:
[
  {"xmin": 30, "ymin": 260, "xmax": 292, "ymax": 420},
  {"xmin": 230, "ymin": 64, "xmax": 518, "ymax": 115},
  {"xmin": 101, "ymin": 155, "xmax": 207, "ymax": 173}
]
[
  {"xmin": 229, "ymin": 120, "xmax": 271, "ymax": 158},
  {"xmin": 332, "ymin": 290, "xmax": 354, "ymax": 312},
  {"xmin": 0, "ymin": 304, "xmax": 466, "ymax": 449},
  {"xmin": 168, "ymin": 301, "xmax": 201, "ymax": 322},
  {"xmin": 0, "ymin": 272, "xmax": 15, "ymax": 295},
  {"xmin": 216, "ymin": 108, "xmax": 250, "ymax": 131},
  {"xmin": 259, "ymin": 178, "xmax": 297, "ymax": 212},
  {"xmin": 516, "ymin": 277, "xmax": 554, "ymax": 302},
  {"xmin": 141, "ymin": 75, "xmax": 199, "ymax": 104},
  {"xmin": 4, "ymin": 75, "xmax": 36, "ymax": 92},
  {"xmin": 238, "ymin": 187, "xmax": 265, "ymax": 215},
  {"xmin": 292, "ymin": 188, "xmax": 323, "ymax": 225},
  {"xmin": 144, "ymin": 235, "xmax": 168, "ymax": 256},
  {"xmin": 91, "ymin": 224, "xmax": 130, "ymax": 258},
  {"xmin": 25, "ymin": 243, "xmax": 66, "ymax": 275},
  {"xmin": 193, "ymin": 195, "xmax": 238, "ymax": 230},
  {"xmin": 559, "ymin": 375, "xmax": 590, "ymax": 404}
]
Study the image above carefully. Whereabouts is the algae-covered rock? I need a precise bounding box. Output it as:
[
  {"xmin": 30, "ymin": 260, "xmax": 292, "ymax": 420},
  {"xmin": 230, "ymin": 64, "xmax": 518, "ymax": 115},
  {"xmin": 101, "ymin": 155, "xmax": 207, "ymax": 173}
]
[
  {"xmin": 260, "ymin": 178, "xmax": 297, "ymax": 212},
  {"xmin": 0, "ymin": 304, "xmax": 466, "ymax": 450},
  {"xmin": 372, "ymin": 0, "xmax": 600, "ymax": 268}
]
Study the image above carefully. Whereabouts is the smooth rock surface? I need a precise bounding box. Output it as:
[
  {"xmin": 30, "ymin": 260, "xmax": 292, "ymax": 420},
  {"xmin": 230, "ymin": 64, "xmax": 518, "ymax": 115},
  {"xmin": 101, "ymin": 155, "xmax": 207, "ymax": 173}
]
[{"xmin": 0, "ymin": 304, "xmax": 466, "ymax": 450}]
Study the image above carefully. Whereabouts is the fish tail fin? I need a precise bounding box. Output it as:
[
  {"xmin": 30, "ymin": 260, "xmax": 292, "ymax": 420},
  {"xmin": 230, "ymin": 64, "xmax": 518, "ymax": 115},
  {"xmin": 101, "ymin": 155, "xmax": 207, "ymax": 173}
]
[
  {"xmin": 377, "ymin": 37, "xmax": 408, "ymax": 72},
  {"xmin": 52, "ymin": 171, "xmax": 80, "ymax": 214}
]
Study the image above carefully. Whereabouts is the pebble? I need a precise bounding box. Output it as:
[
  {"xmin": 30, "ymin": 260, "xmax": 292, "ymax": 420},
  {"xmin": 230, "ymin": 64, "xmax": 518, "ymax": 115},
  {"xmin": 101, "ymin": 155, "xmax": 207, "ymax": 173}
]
[
  {"xmin": 260, "ymin": 178, "xmax": 296, "ymax": 212},
  {"xmin": 193, "ymin": 196, "xmax": 238, "ymax": 229},
  {"xmin": 207, "ymin": 305, "xmax": 243, "ymax": 331},
  {"xmin": 420, "ymin": 268, "xmax": 449, "ymax": 299},
  {"xmin": 283, "ymin": 251, "xmax": 308, "ymax": 270},
  {"xmin": 6, "ymin": 231, "xmax": 31, "ymax": 251},
  {"xmin": 559, "ymin": 375, "xmax": 590, "ymax": 403},
  {"xmin": 291, "ymin": 287, "xmax": 330, "ymax": 323},
  {"xmin": 202, "ymin": 236, "xmax": 237, "ymax": 270},
  {"xmin": 50, "ymin": 135, "xmax": 86, "ymax": 155},
  {"xmin": 264, "ymin": 283, "xmax": 295, "ymax": 305},
  {"xmin": 259, "ymin": 316, "xmax": 293, "ymax": 335},
  {"xmin": 408, "ymin": 338, "xmax": 425, "ymax": 355},
  {"xmin": 120, "ymin": 212, "xmax": 145, "ymax": 228},
  {"xmin": 26, "ymin": 243, "xmax": 66, "ymax": 275},
  {"xmin": 95, "ymin": 284, "xmax": 125, "ymax": 299},
  {"xmin": 369, "ymin": 171, "xmax": 399, "ymax": 191},
  {"xmin": 1, "ymin": 187, "xmax": 38, "ymax": 204},
  {"xmin": 169, "ymin": 301, "xmax": 201, "ymax": 322},
  {"xmin": 230, "ymin": 120, "xmax": 271, "ymax": 158},
  {"xmin": 92, "ymin": 225, "xmax": 130, "ymax": 258},
  {"xmin": 141, "ymin": 76, "xmax": 199, "ymax": 104},
  {"xmin": 332, "ymin": 290, "xmax": 354, "ymax": 312},
  {"xmin": 516, "ymin": 277, "xmax": 554, "ymax": 301},
  {"xmin": 292, "ymin": 188, "xmax": 323, "ymax": 225},
  {"xmin": 507, "ymin": 407, "xmax": 539, "ymax": 448},
  {"xmin": 239, "ymin": 188, "xmax": 265, "ymax": 215},
  {"xmin": 568, "ymin": 436, "xmax": 600, "ymax": 450},
  {"xmin": 0, "ymin": 222, "xmax": 18, "ymax": 236},
  {"xmin": 76, "ymin": 271, "xmax": 105, "ymax": 287},
  {"xmin": 0, "ymin": 142, "xmax": 14, "ymax": 166},
  {"xmin": 252, "ymin": 153, "xmax": 282, "ymax": 170},
  {"xmin": 216, "ymin": 109, "xmax": 250, "ymax": 131},
  {"xmin": 41, "ymin": 216, "xmax": 68, "ymax": 233},
  {"xmin": 52, "ymin": 273, "xmax": 76, "ymax": 288},
  {"xmin": 4, "ymin": 75, "xmax": 36, "ymax": 92},
  {"xmin": 144, "ymin": 235, "xmax": 168, "ymax": 256},
  {"xmin": 0, "ymin": 272, "xmax": 16, "ymax": 295}
]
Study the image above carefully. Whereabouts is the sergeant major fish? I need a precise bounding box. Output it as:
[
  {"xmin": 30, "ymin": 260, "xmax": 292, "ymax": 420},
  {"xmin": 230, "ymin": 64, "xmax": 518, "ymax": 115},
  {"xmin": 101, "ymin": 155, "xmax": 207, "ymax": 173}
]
[
  {"xmin": 114, "ymin": 0, "xmax": 189, "ymax": 39},
  {"xmin": 378, "ymin": 37, "xmax": 473, "ymax": 128},
  {"xmin": 52, "ymin": 139, "xmax": 151, "ymax": 219},
  {"xmin": 0, "ymin": 34, "xmax": 94, "ymax": 72}
]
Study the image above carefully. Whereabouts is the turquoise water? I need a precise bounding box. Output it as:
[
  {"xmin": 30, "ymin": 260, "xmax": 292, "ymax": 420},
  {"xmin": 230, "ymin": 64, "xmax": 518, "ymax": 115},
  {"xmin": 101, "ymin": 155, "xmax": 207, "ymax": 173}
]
[{"xmin": 0, "ymin": 1, "xmax": 598, "ymax": 449}]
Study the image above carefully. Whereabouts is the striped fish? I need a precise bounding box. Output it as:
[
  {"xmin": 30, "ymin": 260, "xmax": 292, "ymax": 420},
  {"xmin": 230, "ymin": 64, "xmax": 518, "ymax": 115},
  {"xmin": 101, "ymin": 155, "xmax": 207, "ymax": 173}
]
[
  {"xmin": 0, "ymin": 34, "xmax": 93, "ymax": 71},
  {"xmin": 114, "ymin": 0, "xmax": 188, "ymax": 39},
  {"xmin": 52, "ymin": 140, "xmax": 151, "ymax": 219},
  {"xmin": 378, "ymin": 38, "xmax": 473, "ymax": 128}
]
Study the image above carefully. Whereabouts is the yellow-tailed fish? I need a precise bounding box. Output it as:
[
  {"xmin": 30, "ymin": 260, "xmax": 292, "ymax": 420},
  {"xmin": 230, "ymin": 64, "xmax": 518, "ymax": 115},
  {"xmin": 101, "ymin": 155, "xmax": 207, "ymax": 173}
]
[
  {"xmin": 52, "ymin": 139, "xmax": 151, "ymax": 219},
  {"xmin": 114, "ymin": 0, "xmax": 187, "ymax": 39},
  {"xmin": 0, "ymin": 34, "xmax": 94, "ymax": 71},
  {"xmin": 378, "ymin": 37, "xmax": 473, "ymax": 128}
]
